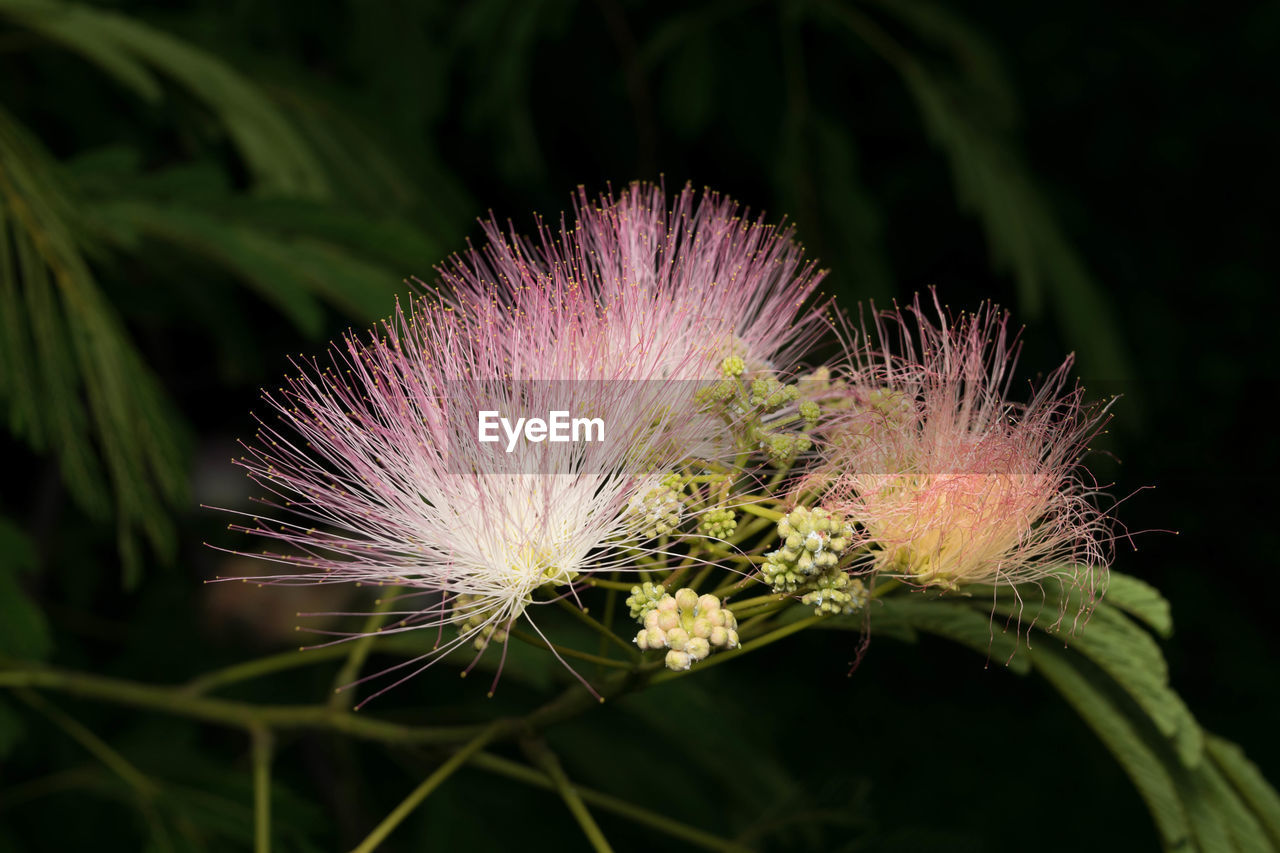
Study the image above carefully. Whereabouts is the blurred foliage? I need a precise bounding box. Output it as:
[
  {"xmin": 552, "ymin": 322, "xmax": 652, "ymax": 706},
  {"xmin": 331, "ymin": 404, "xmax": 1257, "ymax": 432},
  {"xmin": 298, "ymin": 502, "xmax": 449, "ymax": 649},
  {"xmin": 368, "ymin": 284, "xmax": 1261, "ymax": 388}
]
[{"xmin": 0, "ymin": 0, "xmax": 1275, "ymax": 851}]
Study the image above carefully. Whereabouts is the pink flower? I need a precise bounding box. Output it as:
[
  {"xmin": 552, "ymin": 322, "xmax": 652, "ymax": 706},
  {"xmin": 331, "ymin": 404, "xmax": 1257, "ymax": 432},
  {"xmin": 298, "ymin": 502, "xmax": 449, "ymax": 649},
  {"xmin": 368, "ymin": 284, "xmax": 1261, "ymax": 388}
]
[
  {"xmin": 217, "ymin": 184, "xmax": 835, "ymax": 700},
  {"xmin": 438, "ymin": 181, "xmax": 829, "ymax": 383},
  {"xmin": 222, "ymin": 296, "xmax": 716, "ymax": 702},
  {"xmin": 818, "ymin": 293, "xmax": 1113, "ymax": 596}
]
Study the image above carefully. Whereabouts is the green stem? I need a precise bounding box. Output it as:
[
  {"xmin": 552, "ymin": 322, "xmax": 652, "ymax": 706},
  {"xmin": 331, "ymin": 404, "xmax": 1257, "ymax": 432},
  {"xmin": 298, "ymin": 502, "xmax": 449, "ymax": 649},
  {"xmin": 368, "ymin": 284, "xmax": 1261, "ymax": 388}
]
[
  {"xmin": 15, "ymin": 688, "xmax": 156, "ymax": 797},
  {"xmin": 687, "ymin": 564, "xmax": 715, "ymax": 591},
  {"xmin": 1, "ymin": 666, "xmax": 483, "ymax": 744},
  {"xmin": 508, "ymin": 629, "xmax": 633, "ymax": 670},
  {"xmin": 14, "ymin": 689, "xmax": 173, "ymax": 850},
  {"xmin": 596, "ymin": 572, "xmax": 621, "ymax": 670},
  {"xmin": 182, "ymin": 634, "xmax": 429, "ymax": 697},
  {"xmin": 737, "ymin": 607, "xmax": 787, "ymax": 636},
  {"xmin": 582, "ymin": 577, "xmax": 638, "ymax": 592},
  {"xmin": 330, "ymin": 589, "xmax": 401, "ymax": 709},
  {"xmin": 555, "ymin": 599, "xmax": 641, "ymax": 660},
  {"xmin": 659, "ymin": 560, "xmax": 696, "ymax": 592},
  {"xmin": 350, "ymin": 721, "xmax": 507, "ymax": 853},
  {"xmin": 521, "ymin": 738, "xmax": 615, "ymax": 853},
  {"xmin": 726, "ymin": 593, "xmax": 786, "ymax": 613},
  {"xmin": 251, "ymin": 725, "xmax": 273, "ymax": 853},
  {"xmin": 183, "ymin": 646, "xmax": 347, "ymax": 697},
  {"xmin": 722, "ymin": 515, "xmax": 774, "ymax": 547},
  {"xmin": 699, "ymin": 543, "xmax": 765, "ymax": 566},
  {"xmin": 0, "ymin": 766, "xmax": 100, "ymax": 810},
  {"xmin": 468, "ymin": 752, "xmax": 750, "ymax": 853},
  {"xmin": 872, "ymin": 577, "xmax": 903, "ymax": 598},
  {"xmin": 738, "ymin": 503, "xmax": 784, "ymax": 522}
]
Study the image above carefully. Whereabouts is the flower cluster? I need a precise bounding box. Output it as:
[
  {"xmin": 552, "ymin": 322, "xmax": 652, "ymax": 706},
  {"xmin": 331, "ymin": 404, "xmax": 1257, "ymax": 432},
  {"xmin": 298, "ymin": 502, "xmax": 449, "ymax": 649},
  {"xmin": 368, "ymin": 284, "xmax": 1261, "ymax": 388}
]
[
  {"xmin": 815, "ymin": 294, "xmax": 1112, "ymax": 594},
  {"xmin": 220, "ymin": 184, "xmax": 1114, "ymax": 701},
  {"xmin": 633, "ymin": 588, "xmax": 740, "ymax": 671},
  {"xmin": 760, "ymin": 507, "xmax": 868, "ymax": 615}
]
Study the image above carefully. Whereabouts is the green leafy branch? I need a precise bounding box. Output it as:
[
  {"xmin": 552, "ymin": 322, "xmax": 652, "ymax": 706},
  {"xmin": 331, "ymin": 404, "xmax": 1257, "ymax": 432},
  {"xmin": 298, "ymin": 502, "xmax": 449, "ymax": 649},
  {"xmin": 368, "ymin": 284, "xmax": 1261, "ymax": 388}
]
[{"xmin": 852, "ymin": 573, "xmax": 1280, "ymax": 852}]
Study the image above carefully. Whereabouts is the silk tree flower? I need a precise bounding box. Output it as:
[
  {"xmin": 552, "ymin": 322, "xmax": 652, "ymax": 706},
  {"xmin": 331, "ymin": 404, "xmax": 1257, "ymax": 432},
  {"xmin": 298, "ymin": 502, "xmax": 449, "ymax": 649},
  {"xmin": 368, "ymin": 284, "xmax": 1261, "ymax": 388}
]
[
  {"xmin": 817, "ymin": 293, "xmax": 1113, "ymax": 597},
  {"xmin": 438, "ymin": 181, "xmax": 830, "ymax": 384},
  {"xmin": 432, "ymin": 182, "xmax": 833, "ymax": 473},
  {"xmin": 221, "ymin": 294, "xmax": 721, "ymax": 702}
]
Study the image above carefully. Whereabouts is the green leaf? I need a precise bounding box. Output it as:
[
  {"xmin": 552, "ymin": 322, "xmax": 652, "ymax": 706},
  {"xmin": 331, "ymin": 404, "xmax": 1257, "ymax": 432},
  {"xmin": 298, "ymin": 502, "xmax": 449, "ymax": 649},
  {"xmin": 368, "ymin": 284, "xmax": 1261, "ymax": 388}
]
[
  {"xmin": 806, "ymin": 118, "xmax": 895, "ymax": 305},
  {"xmin": 1206, "ymin": 734, "xmax": 1280, "ymax": 849},
  {"xmin": 864, "ymin": 0, "xmax": 1017, "ymax": 131},
  {"xmin": 0, "ymin": 0, "xmax": 329, "ymax": 198},
  {"xmin": 0, "ymin": 516, "xmax": 37, "ymax": 575},
  {"xmin": 0, "ymin": 105, "xmax": 187, "ymax": 580},
  {"xmin": 97, "ymin": 200, "xmax": 406, "ymax": 332},
  {"xmin": 0, "ymin": 696, "xmax": 24, "ymax": 759},
  {"xmin": 99, "ymin": 201, "xmax": 325, "ymax": 336},
  {"xmin": 1188, "ymin": 758, "xmax": 1272, "ymax": 853},
  {"xmin": 0, "ymin": 0, "xmax": 162, "ymax": 102},
  {"xmin": 1104, "ymin": 572, "xmax": 1174, "ymax": 638},
  {"xmin": 0, "ymin": 562, "xmax": 52, "ymax": 661},
  {"xmin": 1028, "ymin": 644, "xmax": 1191, "ymax": 850},
  {"xmin": 821, "ymin": 1, "xmax": 1135, "ymax": 388},
  {"xmin": 872, "ymin": 595, "xmax": 1030, "ymax": 674},
  {"xmin": 991, "ymin": 593, "xmax": 1203, "ymax": 767}
]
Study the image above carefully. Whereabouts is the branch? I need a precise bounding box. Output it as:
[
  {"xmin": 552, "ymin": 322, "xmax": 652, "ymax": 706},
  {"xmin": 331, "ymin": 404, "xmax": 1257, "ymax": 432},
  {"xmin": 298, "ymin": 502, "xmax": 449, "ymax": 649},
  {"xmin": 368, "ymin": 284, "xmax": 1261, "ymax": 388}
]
[
  {"xmin": 349, "ymin": 721, "xmax": 508, "ymax": 853},
  {"xmin": 251, "ymin": 725, "xmax": 273, "ymax": 853},
  {"xmin": 1, "ymin": 666, "xmax": 484, "ymax": 744},
  {"xmin": 521, "ymin": 737, "xmax": 615, "ymax": 853},
  {"xmin": 469, "ymin": 751, "xmax": 751, "ymax": 853}
]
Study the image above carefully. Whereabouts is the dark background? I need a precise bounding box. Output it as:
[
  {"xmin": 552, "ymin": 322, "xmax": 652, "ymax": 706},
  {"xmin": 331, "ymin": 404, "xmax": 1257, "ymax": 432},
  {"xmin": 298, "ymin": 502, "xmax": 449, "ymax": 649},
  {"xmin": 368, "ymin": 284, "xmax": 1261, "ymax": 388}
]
[{"xmin": 0, "ymin": 1, "xmax": 1276, "ymax": 850}]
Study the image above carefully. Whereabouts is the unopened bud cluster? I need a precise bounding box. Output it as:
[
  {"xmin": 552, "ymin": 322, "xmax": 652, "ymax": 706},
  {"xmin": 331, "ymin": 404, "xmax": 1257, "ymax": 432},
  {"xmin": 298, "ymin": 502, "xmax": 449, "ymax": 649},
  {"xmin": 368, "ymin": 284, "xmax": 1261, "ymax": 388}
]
[
  {"xmin": 629, "ymin": 474, "xmax": 686, "ymax": 538},
  {"xmin": 695, "ymin": 357, "xmax": 820, "ymax": 464},
  {"xmin": 800, "ymin": 573, "xmax": 868, "ymax": 616},
  {"xmin": 626, "ymin": 581, "xmax": 667, "ymax": 619},
  {"xmin": 453, "ymin": 593, "xmax": 508, "ymax": 650},
  {"xmin": 698, "ymin": 507, "xmax": 737, "ymax": 539},
  {"xmin": 762, "ymin": 507, "xmax": 853, "ymax": 590},
  {"xmin": 634, "ymin": 587, "xmax": 740, "ymax": 670},
  {"xmin": 762, "ymin": 507, "xmax": 865, "ymax": 615}
]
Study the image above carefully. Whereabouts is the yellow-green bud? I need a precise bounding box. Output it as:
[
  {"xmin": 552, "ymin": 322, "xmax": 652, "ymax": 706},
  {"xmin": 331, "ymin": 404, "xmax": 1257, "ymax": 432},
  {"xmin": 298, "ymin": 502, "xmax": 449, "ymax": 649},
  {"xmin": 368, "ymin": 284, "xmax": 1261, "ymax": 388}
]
[
  {"xmin": 686, "ymin": 637, "xmax": 711, "ymax": 661},
  {"xmin": 626, "ymin": 581, "xmax": 667, "ymax": 619},
  {"xmin": 631, "ymin": 587, "xmax": 740, "ymax": 670},
  {"xmin": 698, "ymin": 507, "xmax": 737, "ymax": 539},
  {"xmin": 720, "ymin": 355, "xmax": 746, "ymax": 378}
]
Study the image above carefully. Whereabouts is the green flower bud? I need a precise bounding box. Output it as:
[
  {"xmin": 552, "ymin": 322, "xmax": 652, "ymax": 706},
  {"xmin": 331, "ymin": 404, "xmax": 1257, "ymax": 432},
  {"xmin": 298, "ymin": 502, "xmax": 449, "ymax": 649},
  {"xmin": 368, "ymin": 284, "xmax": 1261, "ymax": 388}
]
[
  {"xmin": 666, "ymin": 650, "xmax": 692, "ymax": 671},
  {"xmin": 674, "ymin": 587, "xmax": 699, "ymax": 611},
  {"xmin": 629, "ymin": 478, "xmax": 685, "ymax": 538},
  {"xmin": 761, "ymin": 506, "xmax": 855, "ymax": 594},
  {"xmin": 720, "ymin": 356, "xmax": 746, "ymax": 378},
  {"xmin": 452, "ymin": 593, "xmax": 509, "ymax": 651},
  {"xmin": 686, "ymin": 637, "xmax": 711, "ymax": 661},
  {"xmin": 800, "ymin": 574, "xmax": 869, "ymax": 616},
  {"xmin": 632, "ymin": 587, "xmax": 739, "ymax": 670},
  {"xmin": 626, "ymin": 581, "xmax": 667, "ymax": 620},
  {"xmin": 698, "ymin": 507, "xmax": 737, "ymax": 539}
]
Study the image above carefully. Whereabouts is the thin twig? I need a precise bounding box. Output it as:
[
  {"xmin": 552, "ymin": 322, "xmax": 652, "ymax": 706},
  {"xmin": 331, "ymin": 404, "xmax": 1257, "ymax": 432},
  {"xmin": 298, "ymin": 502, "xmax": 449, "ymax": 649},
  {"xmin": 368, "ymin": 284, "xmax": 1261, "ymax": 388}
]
[
  {"xmin": 469, "ymin": 751, "xmax": 751, "ymax": 853},
  {"xmin": 349, "ymin": 721, "xmax": 507, "ymax": 853},
  {"xmin": 521, "ymin": 737, "xmax": 615, "ymax": 853},
  {"xmin": 251, "ymin": 725, "xmax": 273, "ymax": 853}
]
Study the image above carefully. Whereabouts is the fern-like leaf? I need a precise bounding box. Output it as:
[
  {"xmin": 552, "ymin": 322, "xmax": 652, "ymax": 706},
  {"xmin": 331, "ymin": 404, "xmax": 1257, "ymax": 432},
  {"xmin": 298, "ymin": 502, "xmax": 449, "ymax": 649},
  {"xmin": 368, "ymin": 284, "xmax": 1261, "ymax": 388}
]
[
  {"xmin": 0, "ymin": 0, "xmax": 329, "ymax": 198},
  {"xmin": 0, "ymin": 106, "xmax": 186, "ymax": 583}
]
